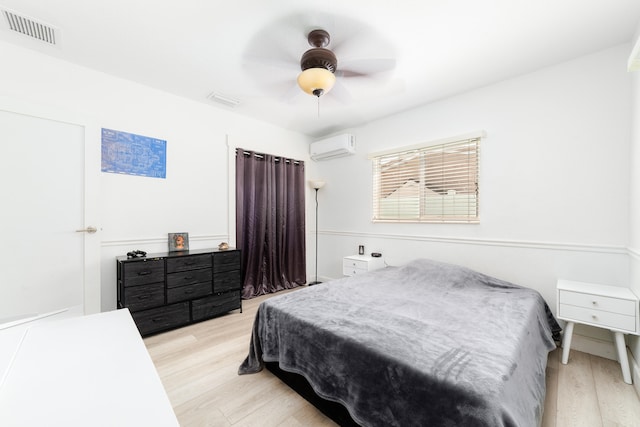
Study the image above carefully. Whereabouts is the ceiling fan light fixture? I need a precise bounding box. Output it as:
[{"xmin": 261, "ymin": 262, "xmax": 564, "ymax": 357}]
[{"xmin": 297, "ymin": 67, "xmax": 336, "ymax": 97}]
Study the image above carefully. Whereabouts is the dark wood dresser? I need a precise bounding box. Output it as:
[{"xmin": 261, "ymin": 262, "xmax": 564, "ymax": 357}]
[{"xmin": 117, "ymin": 248, "xmax": 242, "ymax": 336}]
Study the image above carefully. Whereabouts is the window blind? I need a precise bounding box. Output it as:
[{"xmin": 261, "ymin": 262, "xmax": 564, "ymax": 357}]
[{"xmin": 372, "ymin": 136, "xmax": 480, "ymax": 223}]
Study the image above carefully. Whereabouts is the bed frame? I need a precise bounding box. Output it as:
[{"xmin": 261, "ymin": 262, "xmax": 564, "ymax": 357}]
[{"xmin": 266, "ymin": 362, "xmax": 359, "ymax": 426}]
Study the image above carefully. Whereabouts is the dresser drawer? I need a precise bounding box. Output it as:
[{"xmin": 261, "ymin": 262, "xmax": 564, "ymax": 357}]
[
  {"xmin": 214, "ymin": 270, "xmax": 241, "ymax": 292},
  {"xmin": 213, "ymin": 250, "xmax": 241, "ymax": 273},
  {"xmin": 122, "ymin": 259, "xmax": 165, "ymax": 287},
  {"xmin": 167, "ymin": 282, "xmax": 212, "ymax": 304},
  {"xmin": 559, "ymin": 290, "xmax": 636, "ymax": 316},
  {"xmin": 192, "ymin": 291, "xmax": 241, "ymax": 321},
  {"xmin": 167, "ymin": 268, "xmax": 212, "ymax": 288},
  {"xmin": 130, "ymin": 302, "xmax": 190, "ymax": 336},
  {"xmin": 166, "ymin": 254, "xmax": 212, "ymax": 273},
  {"xmin": 558, "ymin": 303, "xmax": 637, "ymax": 333},
  {"xmin": 123, "ymin": 282, "xmax": 165, "ymax": 312}
]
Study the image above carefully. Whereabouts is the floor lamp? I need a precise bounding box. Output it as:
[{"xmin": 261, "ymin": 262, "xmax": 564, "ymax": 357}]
[{"xmin": 309, "ymin": 179, "xmax": 325, "ymax": 285}]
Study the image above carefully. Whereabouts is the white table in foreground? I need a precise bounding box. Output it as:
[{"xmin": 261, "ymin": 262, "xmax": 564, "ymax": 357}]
[
  {"xmin": 556, "ymin": 279, "xmax": 639, "ymax": 384},
  {"xmin": 0, "ymin": 308, "xmax": 179, "ymax": 426}
]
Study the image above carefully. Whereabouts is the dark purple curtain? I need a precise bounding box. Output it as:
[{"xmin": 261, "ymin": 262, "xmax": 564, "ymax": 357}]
[{"xmin": 236, "ymin": 149, "xmax": 306, "ymax": 298}]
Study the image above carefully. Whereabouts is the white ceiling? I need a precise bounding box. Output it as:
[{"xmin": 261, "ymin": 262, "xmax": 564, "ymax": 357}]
[{"xmin": 1, "ymin": 1, "xmax": 639, "ymax": 137}]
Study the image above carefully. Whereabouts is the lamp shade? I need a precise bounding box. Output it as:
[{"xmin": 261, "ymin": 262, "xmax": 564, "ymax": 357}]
[
  {"xmin": 309, "ymin": 179, "xmax": 326, "ymax": 190},
  {"xmin": 297, "ymin": 68, "xmax": 336, "ymax": 97}
]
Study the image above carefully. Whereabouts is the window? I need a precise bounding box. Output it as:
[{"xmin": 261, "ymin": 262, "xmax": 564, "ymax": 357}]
[{"xmin": 371, "ymin": 132, "xmax": 482, "ymax": 223}]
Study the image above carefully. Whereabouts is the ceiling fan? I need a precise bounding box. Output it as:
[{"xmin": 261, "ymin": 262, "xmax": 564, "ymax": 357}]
[
  {"xmin": 296, "ymin": 28, "xmax": 395, "ymax": 99},
  {"xmin": 242, "ymin": 16, "xmax": 396, "ymax": 103}
]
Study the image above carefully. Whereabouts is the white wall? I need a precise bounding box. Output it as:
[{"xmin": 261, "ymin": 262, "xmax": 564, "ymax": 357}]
[
  {"xmin": 313, "ymin": 44, "xmax": 632, "ymax": 355},
  {"xmin": 0, "ymin": 40, "xmax": 311, "ymax": 311},
  {"xmin": 628, "ymin": 25, "xmax": 640, "ymax": 386},
  {"xmin": 1, "ymin": 38, "xmax": 635, "ymax": 359}
]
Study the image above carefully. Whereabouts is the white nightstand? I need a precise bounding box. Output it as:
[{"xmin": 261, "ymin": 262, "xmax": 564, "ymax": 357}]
[
  {"xmin": 556, "ymin": 279, "xmax": 639, "ymax": 384},
  {"xmin": 343, "ymin": 255, "xmax": 385, "ymax": 276}
]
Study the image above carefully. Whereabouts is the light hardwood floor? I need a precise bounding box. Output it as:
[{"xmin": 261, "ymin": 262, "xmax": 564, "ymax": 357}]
[{"xmin": 144, "ymin": 289, "xmax": 640, "ymax": 427}]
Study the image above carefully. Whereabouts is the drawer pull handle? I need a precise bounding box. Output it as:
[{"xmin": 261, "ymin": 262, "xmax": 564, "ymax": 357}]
[
  {"xmin": 184, "ymin": 276, "xmax": 194, "ymax": 280},
  {"xmin": 592, "ymin": 301, "xmax": 597, "ymax": 305},
  {"xmin": 138, "ymin": 270, "xmax": 152, "ymax": 276},
  {"xmin": 138, "ymin": 295, "xmax": 150, "ymax": 300},
  {"xmin": 152, "ymin": 317, "xmax": 166, "ymax": 323},
  {"xmin": 592, "ymin": 315, "xmax": 598, "ymax": 320}
]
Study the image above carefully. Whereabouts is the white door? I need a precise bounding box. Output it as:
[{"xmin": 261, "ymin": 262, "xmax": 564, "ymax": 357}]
[{"xmin": 0, "ymin": 101, "xmax": 100, "ymax": 322}]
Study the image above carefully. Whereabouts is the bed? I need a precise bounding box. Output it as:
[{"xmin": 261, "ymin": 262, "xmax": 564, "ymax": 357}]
[{"xmin": 238, "ymin": 258, "xmax": 561, "ymax": 427}]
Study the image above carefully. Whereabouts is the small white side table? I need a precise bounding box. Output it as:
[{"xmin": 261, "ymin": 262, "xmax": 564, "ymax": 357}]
[
  {"xmin": 556, "ymin": 279, "xmax": 639, "ymax": 384},
  {"xmin": 342, "ymin": 255, "xmax": 385, "ymax": 276}
]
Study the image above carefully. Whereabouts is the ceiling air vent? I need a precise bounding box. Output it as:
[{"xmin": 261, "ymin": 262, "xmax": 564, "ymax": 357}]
[
  {"xmin": 207, "ymin": 92, "xmax": 241, "ymax": 108},
  {"xmin": 2, "ymin": 9, "xmax": 58, "ymax": 45}
]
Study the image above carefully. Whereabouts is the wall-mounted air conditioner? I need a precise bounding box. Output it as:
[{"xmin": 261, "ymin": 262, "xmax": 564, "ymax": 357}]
[{"xmin": 310, "ymin": 134, "xmax": 356, "ymax": 161}]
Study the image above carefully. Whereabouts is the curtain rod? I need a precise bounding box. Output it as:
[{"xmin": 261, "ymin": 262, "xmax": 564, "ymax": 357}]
[{"xmin": 236, "ymin": 148, "xmax": 302, "ymax": 165}]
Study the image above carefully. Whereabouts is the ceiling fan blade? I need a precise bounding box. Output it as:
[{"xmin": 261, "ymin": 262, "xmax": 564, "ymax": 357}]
[
  {"xmin": 242, "ymin": 14, "xmax": 308, "ymax": 71},
  {"xmin": 329, "ymin": 21, "xmax": 380, "ymax": 53},
  {"xmin": 243, "ymin": 55, "xmax": 297, "ymax": 71},
  {"xmin": 279, "ymin": 81, "xmax": 305, "ymax": 104},
  {"xmin": 335, "ymin": 69, "xmax": 367, "ymax": 78},
  {"xmin": 327, "ymin": 79, "xmax": 352, "ymax": 104},
  {"xmin": 328, "ymin": 80, "xmax": 353, "ymax": 104},
  {"xmin": 338, "ymin": 57, "xmax": 396, "ymax": 76},
  {"xmin": 242, "ymin": 37, "xmax": 299, "ymax": 70}
]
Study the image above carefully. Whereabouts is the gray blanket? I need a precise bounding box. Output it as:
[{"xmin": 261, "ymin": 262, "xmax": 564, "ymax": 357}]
[{"xmin": 239, "ymin": 258, "xmax": 560, "ymax": 427}]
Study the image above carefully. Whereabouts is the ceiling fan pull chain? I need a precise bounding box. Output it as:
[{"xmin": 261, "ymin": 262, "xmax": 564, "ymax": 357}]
[{"xmin": 317, "ymin": 97, "xmax": 320, "ymax": 118}]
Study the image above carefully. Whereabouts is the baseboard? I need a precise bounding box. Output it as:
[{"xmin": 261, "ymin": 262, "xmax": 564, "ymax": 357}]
[
  {"xmin": 631, "ymin": 350, "xmax": 640, "ymax": 398},
  {"xmin": 568, "ymin": 333, "xmax": 618, "ymax": 361}
]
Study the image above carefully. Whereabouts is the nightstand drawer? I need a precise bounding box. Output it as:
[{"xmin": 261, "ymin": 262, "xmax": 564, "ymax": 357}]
[
  {"xmin": 343, "ymin": 258, "xmax": 368, "ymax": 270},
  {"xmin": 559, "ymin": 290, "xmax": 636, "ymax": 316},
  {"xmin": 343, "ymin": 266, "xmax": 367, "ymax": 276},
  {"xmin": 558, "ymin": 303, "xmax": 636, "ymax": 332}
]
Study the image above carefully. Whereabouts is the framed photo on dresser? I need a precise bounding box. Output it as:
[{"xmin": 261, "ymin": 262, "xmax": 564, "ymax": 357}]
[{"xmin": 168, "ymin": 232, "xmax": 189, "ymax": 251}]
